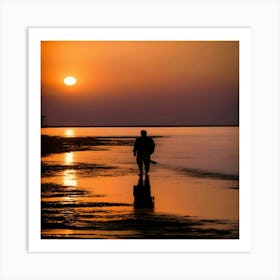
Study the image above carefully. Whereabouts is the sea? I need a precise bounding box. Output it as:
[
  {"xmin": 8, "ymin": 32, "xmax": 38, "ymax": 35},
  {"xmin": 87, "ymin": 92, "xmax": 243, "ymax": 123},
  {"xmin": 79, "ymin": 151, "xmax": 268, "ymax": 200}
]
[{"xmin": 41, "ymin": 126, "xmax": 239, "ymax": 239}]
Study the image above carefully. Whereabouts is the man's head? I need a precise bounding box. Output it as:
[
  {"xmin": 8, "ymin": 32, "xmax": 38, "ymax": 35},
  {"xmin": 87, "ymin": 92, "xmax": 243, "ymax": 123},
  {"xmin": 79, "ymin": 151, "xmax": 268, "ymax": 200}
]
[{"xmin": 141, "ymin": 130, "xmax": 147, "ymax": 137}]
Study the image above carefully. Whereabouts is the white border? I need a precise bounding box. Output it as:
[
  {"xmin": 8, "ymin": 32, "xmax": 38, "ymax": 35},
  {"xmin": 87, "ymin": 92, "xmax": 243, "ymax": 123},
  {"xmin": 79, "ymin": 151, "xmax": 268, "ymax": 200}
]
[
  {"xmin": 1, "ymin": 1, "xmax": 279, "ymax": 279},
  {"xmin": 28, "ymin": 27, "xmax": 252, "ymax": 253}
]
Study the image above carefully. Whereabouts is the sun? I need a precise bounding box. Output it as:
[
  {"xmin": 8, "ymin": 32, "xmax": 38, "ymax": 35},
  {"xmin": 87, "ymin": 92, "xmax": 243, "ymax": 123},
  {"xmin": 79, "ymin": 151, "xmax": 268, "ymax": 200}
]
[{"xmin": 64, "ymin": 76, "xmax": 77, "ymax": 86}]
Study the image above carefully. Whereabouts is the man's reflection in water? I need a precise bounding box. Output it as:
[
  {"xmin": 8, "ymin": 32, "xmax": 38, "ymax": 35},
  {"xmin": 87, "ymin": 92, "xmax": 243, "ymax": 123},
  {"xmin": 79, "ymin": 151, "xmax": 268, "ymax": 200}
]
[{"xmin": 133, "ymin": 175, "xmax": 154, "ymax": 209}]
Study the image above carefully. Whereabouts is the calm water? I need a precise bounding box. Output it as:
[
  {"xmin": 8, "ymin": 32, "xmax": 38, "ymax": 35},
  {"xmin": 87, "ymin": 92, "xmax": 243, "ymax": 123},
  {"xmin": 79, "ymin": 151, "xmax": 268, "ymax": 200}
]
[{"xmin": 41, "ymin": 127, "xmax": 239, "ymax": 239}]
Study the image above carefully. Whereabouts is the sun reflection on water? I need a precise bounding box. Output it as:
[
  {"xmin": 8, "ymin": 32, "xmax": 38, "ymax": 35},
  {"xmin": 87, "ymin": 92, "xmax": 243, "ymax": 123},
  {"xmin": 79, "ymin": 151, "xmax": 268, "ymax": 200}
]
[
  {"xmin": 63, "ymin": 169, "xmax": 77, "ymax": 187},
  {"xmin": 64, "ymin": 152, "xmax": 74, "ymax": 165},
  {"xmin": 64, "ymin": 129, "xmax": 75, "ymax": 137}
]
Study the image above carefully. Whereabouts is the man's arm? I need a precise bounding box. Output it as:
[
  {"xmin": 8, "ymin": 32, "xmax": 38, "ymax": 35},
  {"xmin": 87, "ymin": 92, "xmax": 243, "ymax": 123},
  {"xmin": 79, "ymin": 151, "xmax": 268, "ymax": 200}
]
[{"xmin": 149, "ymin": 137, "xmax": 155, "ymax": 154}]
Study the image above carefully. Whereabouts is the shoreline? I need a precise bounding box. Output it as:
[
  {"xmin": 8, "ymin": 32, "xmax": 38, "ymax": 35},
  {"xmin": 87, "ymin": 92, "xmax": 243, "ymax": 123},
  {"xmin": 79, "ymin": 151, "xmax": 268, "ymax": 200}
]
[{"xmin": 41, "ymin": 134, "xmax": 136, "ymax": 156}]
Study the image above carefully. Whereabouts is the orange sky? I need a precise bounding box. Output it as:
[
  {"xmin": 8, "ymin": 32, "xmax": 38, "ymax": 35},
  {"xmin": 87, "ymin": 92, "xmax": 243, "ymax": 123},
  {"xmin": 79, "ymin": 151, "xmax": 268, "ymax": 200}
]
[{"xmin": 41, "ymin": 41, "xmax": 239, "ymax": 126}]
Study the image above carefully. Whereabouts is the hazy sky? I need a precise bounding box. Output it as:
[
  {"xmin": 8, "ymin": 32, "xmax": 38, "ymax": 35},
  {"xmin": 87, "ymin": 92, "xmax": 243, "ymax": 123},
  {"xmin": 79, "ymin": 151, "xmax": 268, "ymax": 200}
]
[{"xmin": 41, "ymin": 41, "xmax": 239, "ymax": 126}]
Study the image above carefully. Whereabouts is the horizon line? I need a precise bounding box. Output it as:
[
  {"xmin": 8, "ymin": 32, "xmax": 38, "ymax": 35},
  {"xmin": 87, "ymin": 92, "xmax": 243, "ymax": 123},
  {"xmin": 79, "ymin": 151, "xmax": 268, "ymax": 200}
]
[{"xmin": 42, "ymin": 124, "xmax": 239, "ymax": 128}]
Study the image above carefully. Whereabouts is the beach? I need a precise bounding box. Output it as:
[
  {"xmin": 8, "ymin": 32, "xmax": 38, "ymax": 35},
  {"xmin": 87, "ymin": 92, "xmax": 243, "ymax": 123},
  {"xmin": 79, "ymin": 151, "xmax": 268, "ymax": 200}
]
[{"xmin": 41, "ymin": 127, "xmax": 239, "ymax": 239}]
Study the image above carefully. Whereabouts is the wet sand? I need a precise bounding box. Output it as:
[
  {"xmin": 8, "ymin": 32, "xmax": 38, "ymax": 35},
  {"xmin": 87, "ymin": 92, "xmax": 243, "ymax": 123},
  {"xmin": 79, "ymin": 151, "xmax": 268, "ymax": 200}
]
[{"xmin": 41, "ymin": 134, "xmax": 239, "ymax": 239}]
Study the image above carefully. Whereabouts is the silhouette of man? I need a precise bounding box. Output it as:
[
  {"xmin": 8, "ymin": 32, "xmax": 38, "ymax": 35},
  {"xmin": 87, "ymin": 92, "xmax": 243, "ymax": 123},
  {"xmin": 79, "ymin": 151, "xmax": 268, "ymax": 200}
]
[{"xmin": 133, "ymin": 130, "xmax": 155, "ymax": 175}]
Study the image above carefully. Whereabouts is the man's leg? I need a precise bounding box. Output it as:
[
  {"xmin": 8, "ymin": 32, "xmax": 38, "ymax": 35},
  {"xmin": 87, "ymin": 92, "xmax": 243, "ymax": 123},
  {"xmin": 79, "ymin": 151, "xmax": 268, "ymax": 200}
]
[
  {"xmin": 137, "ymin": 154, "xmax": 143, "ymax": 175},
  {"xmin": 144, "ymin": 155, "xmax": 150, "ymax": 175}
]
